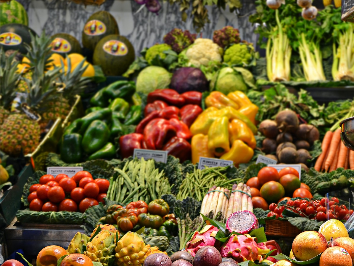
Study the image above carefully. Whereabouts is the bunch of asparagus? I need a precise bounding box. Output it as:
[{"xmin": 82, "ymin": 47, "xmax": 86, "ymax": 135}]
[{"xmin": 177, "ymin": 214, "xmax": 204, "ymax": 250}]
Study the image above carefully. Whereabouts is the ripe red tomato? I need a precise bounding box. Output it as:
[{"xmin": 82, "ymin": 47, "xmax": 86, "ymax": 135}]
[
  {"xmin": 42, "ymin": 202, "xmax": 58, "ymax": 212},
  {"xmin": 29, "ymin": 184, "xmax": 41, "ymax": 193},
  {"xmin": 327, "ymin": 211, "xmax": 336, "ymax": 219},
  {"xmin": 274, "ymin": 206, "xmax": 283, "ymax": 215},
  {"xmin": 349, "ymin": 210, "xmax": 354, "ymax": 215},
  {"xmin": 300, "ymin": 203, "xmax": 308, "ymax": 211},
  {"xmin": 329, "ymin": 201, "xmax": 336, "ymax": 207},
  {"xmin": 36, "ymin": 185, "xmax": 50, "ymax": 201},
  {"xmin": 246, "ymin": 177, "xmax": 261, "ymax": 189},
  {"xmin": 293, "ymin": 188, "xmax": 313, "ymax": 199},
  {"xmin": 54, "ymin": 174, "xmax": 69, "ymax": 183},
  {"xmin": 286, "ymin": 200, "xmax": 295, "ymax": 207},
  {"xmin": 294, "ymin": 199, "xmax": 302, "ymax": 208},
  {"xmin": 267, "ymin": 211, "xmax": 279, "ymax": 218},
  {"xmin": 84, "ymin": 183, "xmax": 99, "ymax": 198},
  {"xmin": 47, "ymin": 186, "xmax": 65, "ymax": 203},
  {"xmin": 94, "ymin": 179, "xmax": 110, "ymax": 193},
  {"xmin": 306, "ymin": 206, "xmax": 315, "ymax": 215},
  {"xmin": 39, "ymin": 174, "xmax": 55, "ymax": 185},
  {"xmin": 79, "ymin": 198, "xmax": 98, "ymax": 213},
  {"xmin": 257, "ymin": 167, "xmax": 280, "ymax": 185},
  {"xmin": 300, "ymin": 183, "xmax": 311, "ymax": 191},
  {"xmin": 46, "ymin": 181, "xmax": 59, "ymax": 187},
  {"xmin": 73, "ymin": 171, "xmax": 93, "ymax": 185},
  {"xmin": 29, "ymin": 198, "xmax": 43, "ymax": 211},
  {"xmin": 269, "ymin": 203, "xmax": 277, "ymax": 212},
  {"xmin": 320, "ymin": 198, "xmax": 329, "ymax": 207},
  {"xmin": 70, "ymin": 187, "xmax": 85, "ymax": 203},
  {"xmin": 79, "ymin": 177, "xmax": 94, "ymax": 188},
  {"xmin": 59, "ymin": 177, "xmax": 76, "ymax": 193},
  {"xmin": 27, "ymin": 191, "xmax": 38, "ymax": 203},
  {"xmin": 2, "ymin": 259, "xmax": 24, "ymax": 266},
  {"xmin": 316, "ymin": 211, "xmax": 327, "ymax": 221},
  {"xmin": 317, "ymin": 206, "xmax": 327, "ymax": 213},
  {"xmin": 59, "ymin": 199, "xmax": 78, "ymax": 212},
  {"xmin": 97, "ymin": 193, "xmax": 106, "ymax": 204},
  {"xmin": 331, "ymin": 197, "xmax": 340, "ymax": 204},
  {"xmin": 338, "ymin": 209, "xmax": 348, "ymax": 220},
  {"xmin": 279, "ymin": 167, "xmax": 299, "ymax": 178}
]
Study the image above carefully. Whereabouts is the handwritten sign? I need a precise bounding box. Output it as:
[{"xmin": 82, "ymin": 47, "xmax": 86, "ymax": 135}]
[
  {"xmin": 268, "ymin": 164, "xmax": 302, "ymax": 180},
  {"xmin": 47, "ymin": 167, "xmax": 83, "ymax": 178},
  {"xmin": 256, "ymin": 155, "xmax": 277, "ymax": 165},
  {"xmin": 198, "ymin": 157, "xmax": 234, "ymax": 170},
  {"xmin": 133, "ymin": 149, "xmax": 168, "ymax": 163}
]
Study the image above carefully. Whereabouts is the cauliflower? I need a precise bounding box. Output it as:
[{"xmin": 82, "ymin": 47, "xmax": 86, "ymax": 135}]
[
  {"xmin": 223, "ymin": 43, "xmax": 254, "ymax": 66},
  {"xmin": 181, "ymin": 38, "xmax": 223, "ymax": 68},
  {"xmin": 163, "ymin": 28, "xmax": 196, "ymax": 54},
  {"xmin": 213, "ymin": 26, "xmax": 241, "ymax": 49},
  {"xmin": 145, "ymin": 44, "xmax": 172, "ymax": 65}
]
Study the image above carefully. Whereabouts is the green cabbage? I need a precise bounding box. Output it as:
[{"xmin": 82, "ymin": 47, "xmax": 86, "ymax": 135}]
[{"xmin": 136, "ymin": 66, "xmax": 171, "ymax": 94}]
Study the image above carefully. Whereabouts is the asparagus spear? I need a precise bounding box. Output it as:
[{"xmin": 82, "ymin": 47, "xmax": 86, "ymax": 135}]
[
  {"xmin": 233, "ymin": 183, "xmax": 243, "ymax": 213},
  {"xmin": 247, "ymin": 186, "xmax": 253, "ymax": 212},
  {"xmin": 210, "ymin": 186, "xmax": 221, "ymax": 216},
  {"xmin": 215, "ymin": 188, "xmax": 225, "ymax": 215},
  {"xmin": 222, "ymin": 188, "xmax": 230, "ymax": 219},
  {"xmin": 201, "ymin": 186, "xmax": 215, "ymax": 215},
  {"xmin": 226, "ymin": 184, "xmax": 237, "ymax": 219},
  {"xmin": 242, "ymin": 184, "xmax": 248, "ymax": 211}
]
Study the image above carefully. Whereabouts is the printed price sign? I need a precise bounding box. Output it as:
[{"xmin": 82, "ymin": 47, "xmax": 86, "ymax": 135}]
[
  {"xmin": 133, "ymin": 149, "xmax": 168, "ymax": 163},
  {"xmin": 47, "ymin": 167, "xmax": 83, "ymax": 178},
  {"xmin": 198, "ymin": 157, "xmax": 234, "ymax": 170},
  {"xmin": 268, "ymin": 164, "xmax": 302, "ymax": 180},
  {"xmin": 256, "ymin": 155, "xmax": 277, "ymax": 165}
]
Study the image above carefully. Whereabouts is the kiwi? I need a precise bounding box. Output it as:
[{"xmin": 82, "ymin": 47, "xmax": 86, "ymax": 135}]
[
  {"xmin": 296, "ymin": 149, "xmax": 312, "ymax": 165},
  {"xmin": 279, "ymin": 147, "xmax": 298, "ymax": 163},
  {"xmin": 295, "ymin": 140, "xmax": 310, "ymax": 150},
  {"xmin": 276, "ymin": 132, "xmax": 293, "ymax": 145},
  {"xmin": 262, "ymin": 138, "xmax": 277, "ymax": 154}
]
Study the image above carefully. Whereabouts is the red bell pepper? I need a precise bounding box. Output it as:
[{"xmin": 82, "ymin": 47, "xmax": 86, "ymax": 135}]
[
  {"xmin": 147, "ymin": 89, "xmax": 185, "ymax": 107},
  {"xmin": 169, "ymin": 118, "xmax": 192, "ymax": 139},
  {"xmin": 144, "ymin": 118, "xmax": 177, "ymax": 150},
  {"xmin": 180, "ymin": 104, "xmax": 203, "ymax": 127},
  {"xmin": 144, "ymin": 100, "xmax": 168, "ymax": 117},
  {"xmin": 135, "ymin": 111, "xmax": 161, "ymax": 134},
  {"xmin": 163, "ymin": 137, "xmax": 191, "ymax": 163},
  {"xmin": 181, "ymin": 91, "xmax": 202, "ymax": 105},
  {"xmin": 159, "ymin": 106, "xmax": 180, "ymax": 120},
  {"xmin": 119, "ymin": 133, "xmax": 146, "ymax": 158}
]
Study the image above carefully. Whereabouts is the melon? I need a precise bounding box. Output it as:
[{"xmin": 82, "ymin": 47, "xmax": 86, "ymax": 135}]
[
  {"xmin": 50, "ymin": 33, "xmax": 82, "ymax": 55},
  {"xmin": 0, "ymin": 0, "xmax": 28, "ymax": 27},
  {"xmin": 0, "ymin": 23, "xmax": 37, "ymax": 53},
  {"xmin": 93, "ymin": 34, "xmax": 135, "ymax": 76},
  {"xmin": 82, "ymin": 11, "xmax": 119, "ymax": 51}
]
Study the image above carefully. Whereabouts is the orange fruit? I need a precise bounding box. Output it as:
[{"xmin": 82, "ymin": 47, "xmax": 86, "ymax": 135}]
[
  {"xmin": 250, "ymin": 187, "xmax": 261, "ymax": 197},
  {"xmin": 332, "ymin": 237, "xmax": 354, "ymax": 261},
  {"xmin": 72, "ymin": 62, "xmax": 95, "ymax": 77},
  {"xmin": 293, "ymin": 188, "xmax": 313, "ymax": 199},
  {"xmin": 319, "ymin": 246, "xmax": 352, "ymax": 266},
  {"xmin": 260, "ymin": 181, "xmax": 285, "ymax": 203},
  {"xmin": 37, "ymin": 245, "xmax": 68, "ymax": 266},
  {"xmin": 60, "ymin": 254, "xmax": 93, "ymax": 266},
  {"xmin": 258, "ymin": 167, "xmax": 280, "ymax": 185},
  {"xmin": 246, "ymin": 177, "xmax": 261, "ymax": 189},
  {"xmin": 252, "ymin": 196, "xmax": 269, "ymax": 210},
  {"xmin": 49, "ymin": 53, "xmax": 65, "ymax": 67},
  {"xmin": 66, "ymin": 53, "xmax": 85, "ymax": 67},
  {"xmin": 292, "ymin": 231, "xmax": 328, "ymax": 261}
]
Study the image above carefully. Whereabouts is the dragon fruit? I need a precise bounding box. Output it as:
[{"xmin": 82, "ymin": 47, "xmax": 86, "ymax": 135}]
[
  {"xmin": 257, "ymin": 240, "xmax": 282, "ymax": 263},
  {"xmin": 185, "ymin": 225, "xmax": 221, "ymax": 257},
  {"xmin": 226, "ymin": 211, "xmax": 258, "ymax": 234}
]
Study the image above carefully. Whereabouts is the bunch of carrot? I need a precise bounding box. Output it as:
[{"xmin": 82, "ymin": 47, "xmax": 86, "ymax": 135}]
[
  {"xmin": 200, "ymin": 183, "xmax": 253, "ymax": 221},
  {"xmin": 314, "ymin": 128, "xmax": 354, "ymax": 172}
]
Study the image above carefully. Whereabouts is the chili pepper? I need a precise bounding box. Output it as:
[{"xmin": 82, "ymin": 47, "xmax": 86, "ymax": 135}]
[
  {"xmin": 126, "ymin": 201, "xmax": 148, "ymax": 216},
  {"xmin": 145, "ymin": 100, "xmax": 168, "ymax": 117},
  {"xmin": 205, "ymin": 91, "xmax": 239, "ymax": 110},
  {"xmin": 60, "ymin": 133, "xmax": 82, "ymax": 163},
  {"xmin": 110, "ymin": 116, "xmax": 123, "ymax": 140},
  {"xmin": 180, "ymin": 104, "xmax": 203, "ymax": 127},
  {"xmin": 82, "ymin": 120, "xmax": 111, "ymax": 154},
  {"xmin": 220, "ymin": 139, "xmax": 254, "ymax": 166},
  {"xmin": 227, "ymin": 91, "xmax": 253, "ymax": 108},
  {"xmin": 169, "ymin": 119, "xmax": 192, "ymax": 139},
  {"xmin": 162, "ymin": 220, "xmax": 178, "ymax": 236},
  {"xmin": 119, "ymin": 133, "xmax": 145, "ymax": 158},
  {"xmin": 109, "ymin": 98, "xmax": 130, "ymax": 120},
  {"xmin": 90, "ymin": 87, "xmax": 110, "ymax": 107},
  {"xmin": 158, "ymin": 226, "xmax": 171, "ymax": 238},
  {"xmin": 87, "ymin": 142, "xmax": 116, "ymax": 160},
  {"xmin": 159, "ymin": 106, "xmax": 180, "ymax": 120},
  {"xmin": 63, "ymin": 119, "xmax": 82, "ymax": 136},
  {"xmin": 132, "ymin": 92, "xmax": 142, "ymax": 106},
  {"xmin": 103, "ymin": 80, "xmax": 135, "ymax": 100},
  {"xmin": 148, "ymin": 199, "xmax": 170, "ymax": 216},
  {"xmin": 147, "ymin": 89, "xmax": 185, "ymax": 106},
  {"xmin": 124, "ymin": 105, "xmax": 142, "ymax": 125},
  {"xmin": 181, "ymin": 91, "xmax": 202, "ymax": 105},
  {"xmin": 238, "ymin": 104, "xmax": 259, "ymax": 125},
  {"xmin": 229, "ymin": 119, "xmax": 256, "ymax": 149},
  {"xmin": 135, "ymin": 111, "xmax": 161, "ymax": 134},
  {"xmin": 191, "ymin": 134, "xmax": 214, "ymax": 164},
  {"xmin": 79, "ymin": 108, "xmax": 112, "ymax": 135},
  {"xmin": 114, "ymin": 208, "xmax": 139, "ymax": 232},
  {"xmin": 163, "ymin": 137, "xmax": 191, "ymax": 163},
  {"xmin": 208, "ymin": 116, "xmax": 230, "ymax": 157},
  {"xmin": 144, "ymin": 118, "xmax": 177, "ymax": 150},
  {"xmin": 85, "ymin": 107, "xmax": 103, "ymax": 115},
  {"xmin": 138, "ymin": 213, "xmax": 164, "ymax": 229}
]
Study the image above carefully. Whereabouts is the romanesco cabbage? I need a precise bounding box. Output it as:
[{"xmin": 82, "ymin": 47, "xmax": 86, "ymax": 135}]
[{"xmin": 223, "ymin": 43, "xmax": 254, "ymax": 66}]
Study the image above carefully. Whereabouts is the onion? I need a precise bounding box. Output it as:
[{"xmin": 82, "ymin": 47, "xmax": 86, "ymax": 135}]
[{"xmin": 302, "ymin": 6, "xmax": 318, "ymax": 20}]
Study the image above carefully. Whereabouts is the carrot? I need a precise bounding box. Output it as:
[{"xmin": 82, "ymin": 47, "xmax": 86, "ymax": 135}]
[
  {"xmin": 345, "ymin": 149, "xmax": 349, "ymax": 169},
  {"xmin": 329, "ymin": 143, "xmax": 340, "ymax": 172},
  {"xmin": 325, "ymin": 129, "xmax": 341, "ymax": 172},
  {"xmin": 315, "ymin": 131, "xmax": 333, "ymax": 171},
  {"xmin": 337, "ymin": 142, "xmax": 348, "ymax": 169},
  {"xmin": 350, "ymin": 150, "xmax": 354, "ymax": 170}
]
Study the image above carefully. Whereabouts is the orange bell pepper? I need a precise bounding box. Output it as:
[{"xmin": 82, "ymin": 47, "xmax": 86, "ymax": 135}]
[{"xmin": 228, "ymin": 119, "xmax": 256, "ymax": 149}]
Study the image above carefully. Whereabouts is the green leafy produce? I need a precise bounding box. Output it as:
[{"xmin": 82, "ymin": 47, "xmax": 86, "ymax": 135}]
[
  {"xmin": 83, "ymin": 203, "xmax": 107, "ymax": 234},
  {"xmin": 161, "ymin": 194, "xmax": 201, "ymax": 220},
  {"xmin": 223, "ymin": 43, "xmax": 255, "ymax": 67},
  {"xmin": 144, "ymin": 236, "xmax": 169, "ymax": 251},
  {"xmin": 145, "ymin": 44, "xmax": 178, "ymax": 68},
  {"xmin": 177, "ymin": 214, "xmax": 205, "ymax": 250},
  {"xmin": 16, "ymin": 209, "xmax": 83, "ymax": 224},
  {"xmin": 287, "ymin": 217, "xmax": 324, "ymax": 232},
  {"xmin": 166, "ymin": 236, "xmax": 179, "ymax": 256},
  {"xmin": 163, "ymin": 28, "xmax": 196, "ymax": 54},
  {"xmin": 136, "ymin": 66, "xmax": 171, "ymax": 94},
  {"xmin": 212, "ymin": 26, "xmax": 241, "ymax": 49}
]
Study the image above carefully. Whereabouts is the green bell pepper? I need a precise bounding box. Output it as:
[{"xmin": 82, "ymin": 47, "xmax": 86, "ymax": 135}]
[
  {"xmin": 110, "ymin": 116, "xmax": 123, "ymax": 140},
  {"xmin": 90, "ymin": 87, "xmax": 110, "ymax": 107},
  {"xmin": 85, "ymin": 107, "xmax": 103, "ymax": 115},
  {"xmin": 79, "ymin": 108, "xmax": 112, "ymax": 135},
  {"xmin": 103, "ymin": 81, "xmax": 135, "ymax": 100},
  {"xmin": 82, "ymin": 120, "xmax": 110, "ymax": 154},
  {"xmin": 124, "ymin": 106, "xmax": 142, "ymax": 125},
  {"xmin": 162, "ymin": 220, "xmax": 177, "ymax": 236},
  {"xmin": 138, "ymin": 213, "xmax": 163, "ymax": 229},
  {"xmin": 60, "ymin": 133, "xmax": 82, "ymax": 163},
  {"xmin": 158, "ymin": 226, "xmax": 171, "ymax": 238},
  {"xmin": 109, "ymin": 98, "xmax": 130, "ymax": 120},
  {"xmin": 132, "ymin": 92, "xmax": 142, "ymax": 106},
  {"xmin": 63, "ymin": 119, "xmax": 82, "ymax": 136},
  {"xmin": 87, "ymin": 142, "xmax": 116, "ymax": 160}
]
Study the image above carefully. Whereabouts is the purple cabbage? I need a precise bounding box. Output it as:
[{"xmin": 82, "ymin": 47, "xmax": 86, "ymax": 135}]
[{"xmin": 170, "ymin": 67, "xmax": 209, "ymax": 93}]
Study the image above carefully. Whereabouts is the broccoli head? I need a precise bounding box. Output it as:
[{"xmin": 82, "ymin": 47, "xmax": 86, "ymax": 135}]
[
  {"xmin": 145, "ymin": 44, "xmax": 172, "ymax": 65},
  {"xmin": 163, "ymin": 29, "xmax": 197, "ymax": 54},
  {"xmin": 213, "ymin": 26, "xmax": 241, "ymax": 49},
  {"xmin": 223, "ymin": 43, "xmax": 254, "ymax": 66}
]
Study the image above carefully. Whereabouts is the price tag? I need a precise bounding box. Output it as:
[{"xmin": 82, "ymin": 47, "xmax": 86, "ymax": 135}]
[
  {"xmin": 133, "ymin": 149, "xmax": 168, "ymax": 163},
  {"xmin": 47, "ymin": 167, "xmax": 83, "ymax": 178},
  {"xmin": 256, "ymin": 155, "xmax": 277, "ymax": 165},
  {"xmin": 268, "ymin": 164, "xmax": 302, "ymax": 180},
  {"xmin": 198, "ymin": 157, "xmax": 234, "ymax": 170}
]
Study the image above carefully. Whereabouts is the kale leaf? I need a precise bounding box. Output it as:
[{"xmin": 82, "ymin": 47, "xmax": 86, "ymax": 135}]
[
  {"xmin": 16, "ymin": 209, "xmax": 83, "ymax": 224},
  {"xmin": 162, "ymin": 194, "xmax": 201, "ymax": 220}
]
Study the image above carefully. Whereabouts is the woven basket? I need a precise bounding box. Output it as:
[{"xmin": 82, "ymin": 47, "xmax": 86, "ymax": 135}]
[
  {"xmin": 265, "ymin": 220, "xmax": 302, "ymax": 238},
  {"xmin": 70, "ymin": 0, "xmax": 105, "ymax": 5}
]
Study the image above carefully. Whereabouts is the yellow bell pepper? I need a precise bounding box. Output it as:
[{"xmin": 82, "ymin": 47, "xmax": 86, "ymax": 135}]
[
  {"xmin": 190, "ymin": 107, "xmax": 231, "ymax": 135},
  {"xmin": 205, "ymin": 91, "xmax": 239, "ymax": 110},
  {"xmin": 227, "ymin": 91, "xmax": 253, "ymax": 108},
  {"xmin": 208, "ymin": 116, "xmax": 230, "ymax": 157},
  {"xmin": 228, "ymin": 119, "xmax": 256, "ymax": 149},
  {"xmin": 224, "ymin": 106, "xmax": 258, "ymax": 134},
  {"xmin": 191, "ymin": 134, "xmax": 214, "ymax": 164},
  {"xmin": 220, "ymin": 140, "xmax": 254, "ymax": 166},
  {"xmin": 238, "ymin": 104, "xmax": 259, "ymax": 125}
]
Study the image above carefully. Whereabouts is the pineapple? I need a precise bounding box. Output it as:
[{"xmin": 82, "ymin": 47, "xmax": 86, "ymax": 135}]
[{"xmin": 16, "ymin": 71, "xmax": 32, "ymax": 92}]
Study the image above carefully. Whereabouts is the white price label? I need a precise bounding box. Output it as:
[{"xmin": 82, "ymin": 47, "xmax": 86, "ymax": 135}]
[
  {"xmin": 133, "ymin": 149, "xmax": 168, "ymax": 163},
  {"xmin": 256, "ymin": 155, "xmax": 277, "ymax": 165},
  {"xmin": 198, "ymin": 157, "xmax": 234, "ymax": 170},
  {"xmin": 268, "ymin": 164, "xmax": 302, "ymax": 180},
  {"xmin": 47, "ymin": 167, "xmax": 83, "ymax": 178}
]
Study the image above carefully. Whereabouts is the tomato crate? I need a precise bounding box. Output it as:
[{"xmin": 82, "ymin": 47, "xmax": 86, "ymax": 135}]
[{"xmin": 265, "ymin": 219, "xmax": 302, "ymax": 238}]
